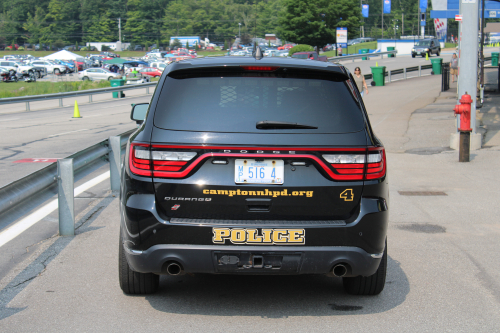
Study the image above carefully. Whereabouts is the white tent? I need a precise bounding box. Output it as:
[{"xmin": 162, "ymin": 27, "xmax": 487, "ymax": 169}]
[{"xmin": 42, "ymin": 50, "xmax": 85, "ymax": 61}]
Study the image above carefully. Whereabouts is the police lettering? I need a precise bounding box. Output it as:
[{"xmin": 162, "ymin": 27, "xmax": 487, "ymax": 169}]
[{"xmin": 212, "ymin": 228, "xmax": 305, "ymax": 245}]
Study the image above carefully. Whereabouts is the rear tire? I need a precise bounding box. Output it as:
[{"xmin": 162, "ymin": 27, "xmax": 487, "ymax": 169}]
[
  {"xmin": 54, "ymin": 69, "xmax": 60, "ymax": 75},
  {"xmin": 119, "ymin": 233, "xmax": 159, "ymax": 295},
  {"xmin": 436, "ymin": 50, "xmax": 440, "ymax": 56},
  {"xmin": 343, "ymin": 240, "xmax": 387, "ymax": 295},
  {"xmin": 36, "ymin": 71, "xmax": 41, "ymax": 79},
  {"xmin": 82, "ymin": 76, "xmax": 89, "ymax": 81}
]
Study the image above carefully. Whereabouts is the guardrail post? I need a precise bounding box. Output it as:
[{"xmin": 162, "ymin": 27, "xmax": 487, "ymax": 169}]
[
  {"xmin": 381, "ymin": 54, "xmax": 384, "ymax": 59},
  {"xmin": 89, "ymin": 94, "xmax": 92, "ymax": 103},
  {"xmin": 109, "ymin": 136, "xmax": 121, "ymax": 191},
  {"xmin": 404, "ymin": 68, "xmax": 407, "ymax": 80},
  {"xmin": 418, "ymin": 66, "xmax": 421, "ymax": 77},
  {"xmin": 26, "ymin": 102, "xmax": 30, "ymax": 111},
  {"xmin": 58, "ymin": 159, "xmax": 74, "ymax": 236},
  {"xmin": 147, "ymin": 87, "xmax": 150, "ymax": 94},
  {"xmin": 59, "ymin": 98, "xmax": 63, "ymax": 107},
  {"xmin": 388, "ymin": 71, "xmax": 391, "ymax": 83}
]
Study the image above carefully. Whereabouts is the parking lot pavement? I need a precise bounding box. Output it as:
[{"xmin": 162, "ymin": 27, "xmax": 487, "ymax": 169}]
[{"xmin": 1, "ymin": 75, "xmax": 500, "ymax": 331}]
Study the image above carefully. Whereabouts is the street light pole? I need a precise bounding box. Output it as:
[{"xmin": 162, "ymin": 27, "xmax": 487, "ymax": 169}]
[{"xmin": 239, "ymin": 23, "xmax": 241, "ymax": 38}]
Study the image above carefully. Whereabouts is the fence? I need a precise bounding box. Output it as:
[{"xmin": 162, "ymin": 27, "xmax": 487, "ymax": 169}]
[{"xmin": 328, "ymin": 50, "xmax": 398, "ymax": 63}]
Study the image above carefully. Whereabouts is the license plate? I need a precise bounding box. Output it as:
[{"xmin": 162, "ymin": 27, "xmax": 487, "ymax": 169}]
[{"xmin": 235, "ymin": 159, "xmax": 284, "ymax": 184}]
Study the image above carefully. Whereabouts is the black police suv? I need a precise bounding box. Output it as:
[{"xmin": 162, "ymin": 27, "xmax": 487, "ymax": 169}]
[{"xmin": 120, "ymin": 50, "xmax": 389, "ymax": 295}]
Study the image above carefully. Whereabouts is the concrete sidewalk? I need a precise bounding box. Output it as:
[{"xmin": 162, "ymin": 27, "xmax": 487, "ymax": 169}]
[{"xmin": 1, "ymin": 75, "xmax": 499, "ymax": 332}]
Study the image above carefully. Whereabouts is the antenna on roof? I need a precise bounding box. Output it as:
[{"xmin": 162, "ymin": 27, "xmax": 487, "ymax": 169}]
[{"xmin": 253, "ymin": 45, "xmax": 263, "ymax": 60}]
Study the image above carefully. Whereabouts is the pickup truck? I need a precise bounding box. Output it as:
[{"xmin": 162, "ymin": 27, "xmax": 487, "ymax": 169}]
[
  {"xmin": 291, "ymin": 51, "xmax": 328, "ymax": 62},
  {"xmin": 0, "ymin": 61, "xmax": 47, "ymax": 79}
]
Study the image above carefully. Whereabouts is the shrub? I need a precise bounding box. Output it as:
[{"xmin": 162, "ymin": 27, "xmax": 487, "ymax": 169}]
[
  {"xmin": 5, "ymin": 46, "xmax": 12, "ymax": 50},
  {"xmin": 80, "ymin": 47, "xmax": 88, "ymax": 51},
  {"xmin": 288, "ymin": 44, "xmax": 314, "ymax": 56},
  {"xmin": 18, "ymin": 46, "xmax": 25, "ymax": 51},
  {"xmin": 101, "ymin": 45, "xmax": 110, "ymax": 51}
]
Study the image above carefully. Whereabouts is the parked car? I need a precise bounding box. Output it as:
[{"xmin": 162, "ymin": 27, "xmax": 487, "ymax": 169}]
[
  {"xmin": 411, "ymin": 38, "xmax": 441, "ymax": 58},
  {"xmin": 78, "ymin": 68, "xmax": 121, "ymax": 81},
  {"xmin": 134, "ymin": 45, "xmax": 143, "ymax": 51},
  {"xmin": 30, "ymin": 60, "xmax": 67, "ymax": 74},
  {"xmin": 138, "ymin": 67, "xmax": 162, "ymax": 77},
  {"xmin": 291, "ymin": 51, "xmax": 328, "ymax": 62}
]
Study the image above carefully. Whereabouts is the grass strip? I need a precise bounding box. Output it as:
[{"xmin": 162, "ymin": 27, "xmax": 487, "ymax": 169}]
[{"xmin": 0, "ymin": 80, "xmax": 111, "ymax": 98}]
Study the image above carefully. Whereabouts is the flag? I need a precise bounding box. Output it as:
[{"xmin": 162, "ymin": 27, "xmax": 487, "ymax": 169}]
[
  {"xmin": 362, "ymin": 4, "xmax": 369, "ymax": 18},
  {"xmin": 383, "ymin": 0, "xmax": 391, "ymax": 14}
]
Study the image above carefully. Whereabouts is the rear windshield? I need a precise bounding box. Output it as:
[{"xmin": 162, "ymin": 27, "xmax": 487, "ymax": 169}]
[
  {"xmin": 415, "ymin": 41, "xmax": 430, "ymax": 46},
  {"xmin": 153, "ymin": 74, "xmax": 365, "ymax": 134}
]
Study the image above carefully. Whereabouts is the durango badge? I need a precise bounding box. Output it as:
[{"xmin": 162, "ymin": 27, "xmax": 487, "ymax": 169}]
[{"xmin": 212, "ymin": 228, "xmax": 305, "ymax": 245}]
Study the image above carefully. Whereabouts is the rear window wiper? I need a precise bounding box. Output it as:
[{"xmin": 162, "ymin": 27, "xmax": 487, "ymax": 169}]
[{"xmin": 256, "ymin": 121, "xmax": 318, "ymax": 130}]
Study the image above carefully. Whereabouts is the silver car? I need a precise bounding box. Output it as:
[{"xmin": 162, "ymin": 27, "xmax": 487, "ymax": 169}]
[{"xmin": 78, "ymin": 68, "xmax": 121, "ymax": 81}]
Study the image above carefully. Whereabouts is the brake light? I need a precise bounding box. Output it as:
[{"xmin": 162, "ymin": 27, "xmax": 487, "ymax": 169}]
[
  {"xmin": 322, "ymin": 147, "xmax": 386, "ymax": 180},
  {"xmin": 240, "ymin": 66, "xmax": 279, "ymax": 71}
]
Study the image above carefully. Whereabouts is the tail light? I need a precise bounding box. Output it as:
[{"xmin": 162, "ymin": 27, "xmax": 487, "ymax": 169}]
[
  {"xmin": 322, "ymin": 147, "xmax": 386, "ymax": 180},
  {"xmin": 129, "ymin": 143, "xmax": 386, "ymax": 181},
  {"xmin": 129, "ymin": 143, "xmax": 197, "ymax": 177}
]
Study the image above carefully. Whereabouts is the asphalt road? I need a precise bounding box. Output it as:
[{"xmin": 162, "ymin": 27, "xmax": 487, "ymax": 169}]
[
  {"xmin": 1, "ymin": 69, "xmax": 500, "ymax": 331},
  {"xmin": 0, "ymin": 94, "xmax": 150, "ymax": 188}
]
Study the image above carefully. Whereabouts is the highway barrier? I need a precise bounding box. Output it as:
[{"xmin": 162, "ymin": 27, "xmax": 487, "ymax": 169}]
[{"xmin": 0, "ymin": 129, "xmax": 134, "ymax": 220}]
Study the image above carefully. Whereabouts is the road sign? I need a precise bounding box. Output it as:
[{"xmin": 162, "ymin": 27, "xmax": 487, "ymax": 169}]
[
  {"xmin": 455, "ymin": 15, "xmax": 463, "ymax": 21},
  {"xmin": 336, "ymin": 27, "xmax": 347, "ymax": 48}
]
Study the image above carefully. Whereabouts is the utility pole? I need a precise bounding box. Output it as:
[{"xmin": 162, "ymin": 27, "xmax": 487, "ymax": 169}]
[
  {"xmin": 381, "ymin": 0, "xmax": 384, "ymax": 39},
  {"xmin": 118, "ymin": 18, "xmax": 122, "ymax": 43},
  {"xmin": 455, "ymin": 0, "xmax": 481, "ymax": 152},
  {"xmin": 402, "ymin": 13, "xmax": 404, "ymax": 37}
]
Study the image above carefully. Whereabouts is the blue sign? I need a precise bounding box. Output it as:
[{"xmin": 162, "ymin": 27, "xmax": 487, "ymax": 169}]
[
  {"xmin": 420, "ymin": 0, "xmax": 428, "ymax": 11},
  {"xmin": 383, "ymin": 0, "xmax": 391, "ymax": 14},
  {"xmin": 362, "ymin": 4, "xmax": 369, "ymax": 18}
]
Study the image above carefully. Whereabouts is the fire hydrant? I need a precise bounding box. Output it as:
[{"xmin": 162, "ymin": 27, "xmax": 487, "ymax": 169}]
[
  {"xmin": 453, "ymin": 93, "xmax": 473, "ymax": 162},
  {"xmin": 454, "ymin": 93, "xmax": 472, "ymax": 132}
]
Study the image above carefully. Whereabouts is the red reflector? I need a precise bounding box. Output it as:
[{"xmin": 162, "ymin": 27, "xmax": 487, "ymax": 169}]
[
  {"xmin": 240, "ymin": 66, "xmax": 279, "ymax": 71},
  {"xmin": 336, "ymin": 169, "xmax": 364, "ymax": 174},
  {"xmin": 153, "ymin": 161, "xmax": 187, "ymax": 166},
  {"xmin": 331, "ymin": 163, "xmax": 364, "ymax": 169}
]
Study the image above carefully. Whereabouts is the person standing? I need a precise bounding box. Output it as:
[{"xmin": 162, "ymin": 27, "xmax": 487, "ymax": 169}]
[
  {"xmin": 353, "ymin": 67, "xmax": 369, "ymax": 97},
  {"xmin": 450, "ymin": 53, "xmax": 458, "ymax": 83}
]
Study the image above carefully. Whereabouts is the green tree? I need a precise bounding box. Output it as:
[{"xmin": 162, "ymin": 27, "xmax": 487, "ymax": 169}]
[
  {"xmin": 23, "ymin": 7, "xmax": 47, "ymax": 45},
  {"xmin": 171, "ymin": 38, "xmax": 182, "ymax": 48},
  {"xmin": 279, "ymin": 0, "xmax": 361, "ymax": 50},
  {"xmin": 186, "ymin": 40, "xmax": 189, "ymax": 49}
]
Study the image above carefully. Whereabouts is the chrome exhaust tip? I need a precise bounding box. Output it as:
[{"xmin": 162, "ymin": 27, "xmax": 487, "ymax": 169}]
[
  {"xmin": 166, "ymin": 262, "xmax": 183, "ymax": 276},
  {"xmin": 332, "ymin": 264, "xmax": 348, "ymax": 277}
]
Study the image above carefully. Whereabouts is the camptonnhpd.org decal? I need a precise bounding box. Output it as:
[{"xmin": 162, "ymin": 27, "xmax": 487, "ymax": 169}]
[{"xmin": 203, "ymin": 188, "xmax": 313, "ymax": 198}]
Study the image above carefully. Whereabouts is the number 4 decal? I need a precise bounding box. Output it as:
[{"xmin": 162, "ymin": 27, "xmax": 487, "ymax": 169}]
[{"xmin": 340, "ymin": 189, "xmax": 354, "ymax": 201}]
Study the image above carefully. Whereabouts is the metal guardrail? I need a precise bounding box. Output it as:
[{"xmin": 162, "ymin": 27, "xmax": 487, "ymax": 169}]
[
  {"xmin": 0, "ymin": 129, "xmax": 134, "ymax": 218},
  {"xmin": 328, "ymin": 50, "xmax": 398, "ymax": 63},
  {"xmin": 0, "ymin": 82, "xmax": 158, "ymax": 111}
]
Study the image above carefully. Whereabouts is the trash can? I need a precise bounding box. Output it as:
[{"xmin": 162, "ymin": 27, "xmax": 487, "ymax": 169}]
[
  {"xmin": 387, "ymin": 46, "xmax": 395, "ymax": 58},
  {"xmin": 370, "ymin": 66, "xmax": 386, "ymax": 86},
  {"xmin": 359, "ymin": 49, "xmax": 369, "ymax": 60},
  {"xmin": 110, "ymin": 79, "xmax": 126, "ymax": 98},
  {"xmin": 431, "ymin": 58, "xmax": 443, "ymax": 75},
  {"xmin": 492, "ymin": 52, "xmax": 499, "ymax": 66}
]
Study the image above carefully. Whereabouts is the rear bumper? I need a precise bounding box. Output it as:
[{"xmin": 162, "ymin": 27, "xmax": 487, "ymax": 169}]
[{"xmin": 123, "ymin": 243, "xmax": 383, "ymax": 277}]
